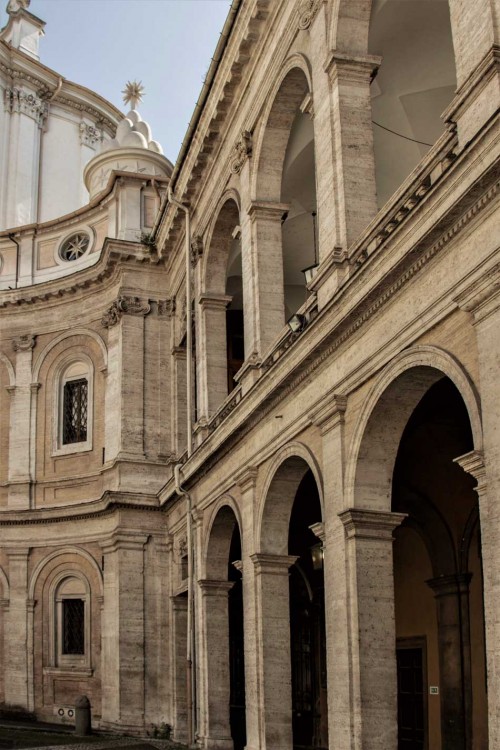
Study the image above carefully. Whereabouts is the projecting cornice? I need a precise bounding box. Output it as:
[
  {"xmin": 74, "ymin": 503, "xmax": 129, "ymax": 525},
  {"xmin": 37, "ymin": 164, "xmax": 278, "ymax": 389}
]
[{"xmin": 0, "ymin": 238, "xmax": 165, "ymax": 311}]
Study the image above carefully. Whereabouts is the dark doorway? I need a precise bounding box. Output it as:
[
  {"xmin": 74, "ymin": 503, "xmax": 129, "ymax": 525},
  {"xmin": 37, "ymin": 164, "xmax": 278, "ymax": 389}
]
[
  {"xmin": 228, "ymin": 526, "xmax": 246, "ymax": 750},
  {"xmin": 289, "ymin": 471, "xmax": 327, "ymax": 750},
  {"xmin": 397, "ymin": 642, "xmax": 426, "ymax": 750}
]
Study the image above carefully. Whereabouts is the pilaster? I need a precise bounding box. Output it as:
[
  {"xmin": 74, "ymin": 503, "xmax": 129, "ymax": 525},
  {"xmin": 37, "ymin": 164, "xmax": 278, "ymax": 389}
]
[
  {"xmin": 196, "ymin": 293, "xmax": 233, "ymax": 421},
  {"xmin": 4, "ymin": 548, "xmax": 30, "ymax": 709},
  {"xmin": 338, "ymin": 509, "xmax": 406, "ymax": 750},
  {"xmin": 8, "ymin": 334, "xmax": 36, "ymax": 509}
]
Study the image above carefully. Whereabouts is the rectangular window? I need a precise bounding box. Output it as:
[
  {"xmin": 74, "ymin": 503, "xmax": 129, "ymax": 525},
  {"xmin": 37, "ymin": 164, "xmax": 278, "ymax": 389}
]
[
  {"xmin": 62, "ymin": 599, "xmax": 85, "ymax": 655},
  {"xmin": 63, "ymin": 378, "xmax": 88, "ymax": 444}
]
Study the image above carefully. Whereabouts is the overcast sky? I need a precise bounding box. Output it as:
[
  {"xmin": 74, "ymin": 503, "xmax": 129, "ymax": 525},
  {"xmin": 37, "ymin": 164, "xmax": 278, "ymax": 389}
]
[{"xmin": 0, "ymin": 0, "xmax": 232, "ymax": 162}]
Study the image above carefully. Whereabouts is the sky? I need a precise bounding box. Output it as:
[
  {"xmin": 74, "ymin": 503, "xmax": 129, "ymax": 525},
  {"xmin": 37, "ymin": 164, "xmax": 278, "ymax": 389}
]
[{"xmin": 0, "ymin": 0, "xmax": 232, "ymax": 162}]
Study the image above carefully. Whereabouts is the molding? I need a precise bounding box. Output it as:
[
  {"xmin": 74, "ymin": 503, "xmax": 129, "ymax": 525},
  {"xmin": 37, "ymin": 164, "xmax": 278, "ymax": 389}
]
[
  {"xmin": 309, "ymin": 521, "xmax": 325, "ymax": 542},
  {"xmin": 198, "ymin": 579, "xmax": 234, "ymax": 595},
  {"xmin": 3, "ymin": 85, "xmax": 47, "ymax": 127},
  {"xmin": 338, "ymin": 509, "xmax": 407, "ymax": 540},
  {"xmin": 198, "ymin": 292, "xmax": 232, "ymax": 311},
  {"xmin": 234, "ymin": 466, "xmax": 258, "ymax": 493},
  {"xmin": 247, "ymin": 200, "xmax": 289, "ymax": 222},
  {"xmin": 454, "ymin": 449, "xmax": 486, "ymax": 493},
  {"xmin": 250, "ymin": 553, "xmax": 298, "ymax": 574},
  {"xmin": 324, "ymin": 51, "xmax": 382, "ymax": 84},
  {"xmin": 309, "ymin": 393, "xmax": 347, "ymax": 434},
  {"xmin": 100, "ymin": 531, "xmax": 150, "ymax": 554}
]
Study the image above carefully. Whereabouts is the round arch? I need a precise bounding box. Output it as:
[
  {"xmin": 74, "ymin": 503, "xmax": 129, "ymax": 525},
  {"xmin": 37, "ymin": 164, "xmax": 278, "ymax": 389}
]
[
  {"xmin": 252, "ymin": 58, "xmax": 312, "ymax": 201},
  {"xmin": 257, "ymin": 441, "xmax": 323, "ymax": 555},
  {"xmin": 203, "ymin": 495, "xmax": 243, "ymax": 580},
  {"xmin": 33, "ymin": 328, "xmax": 108, "ymax": 381},
  {"xmin": 0, "ymin": 353, "xmax": 15, "ymax": 387},
  {"xmin": 345, "ymin": 346, "xmax": 483, "ymax": 511},
  {"xmin": 201, "ymin": 194, "xmax": 241, "ymax": 295},
  {"xmin": 0, "ymin": 565, "xmax": 9, "ymax": 601},
  {"xmin": 28, "ymin": 546, "xmax": 103, "ymax": 600}
]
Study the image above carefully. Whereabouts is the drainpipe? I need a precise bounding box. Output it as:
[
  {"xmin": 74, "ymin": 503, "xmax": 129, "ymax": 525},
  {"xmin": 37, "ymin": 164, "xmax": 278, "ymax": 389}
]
[
  {"xmin": 168, "ymin": 187, "xmax": 193, "ymax": 458},
  {"xmin": 174, "ymin": 463, "xmax": 197, "ymax": 748},
  {"xmin": 8, "ymin": 233, "xmax": 19, "ymax": 288},
  {"xmin": 169, "ymin": 186, "xmax": 196, "ymax": 745}
]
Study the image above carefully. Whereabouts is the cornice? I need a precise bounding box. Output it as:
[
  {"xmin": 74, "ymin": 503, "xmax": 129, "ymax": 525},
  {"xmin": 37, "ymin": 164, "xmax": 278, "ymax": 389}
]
[{"xmin": 0, "ymin": 238, "xmax": 165, "ymax": 312}]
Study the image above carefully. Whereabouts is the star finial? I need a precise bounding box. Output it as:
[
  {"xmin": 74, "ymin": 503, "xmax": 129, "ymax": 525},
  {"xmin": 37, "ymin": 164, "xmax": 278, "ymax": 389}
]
[{"xmin": 122, "ymin": 80, "xmax": 145, "ymax": 111}]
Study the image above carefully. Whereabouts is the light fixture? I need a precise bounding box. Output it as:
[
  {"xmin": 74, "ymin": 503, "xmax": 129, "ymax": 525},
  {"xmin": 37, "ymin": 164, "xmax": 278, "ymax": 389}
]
[
  {"xmin": 311, "ymin": 542, "xmax": 324, "ymax": 571},
  {"xmin": 301, "ymin": 211, "xmax": 319, "ymax": 285},
  {"xmin": 287, "ymin": 313, "xmax": 307, "ymax": 333}
]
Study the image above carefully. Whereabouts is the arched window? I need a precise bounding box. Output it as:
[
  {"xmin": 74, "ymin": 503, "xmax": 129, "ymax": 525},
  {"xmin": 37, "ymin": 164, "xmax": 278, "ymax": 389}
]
[
  {"xmin": 52, "ymin": 575, "xmax": 91, "ymax": 669},
  {"xmin": 54, "ymin": 359, "xmax": 93, "ymax": 455}
]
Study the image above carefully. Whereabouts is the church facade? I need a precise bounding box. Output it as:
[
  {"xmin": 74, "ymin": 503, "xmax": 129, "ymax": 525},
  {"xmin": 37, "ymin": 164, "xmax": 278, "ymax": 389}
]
[{"xmin": 0, "ymin": 1, "xmax": 499, "ymax": 749}]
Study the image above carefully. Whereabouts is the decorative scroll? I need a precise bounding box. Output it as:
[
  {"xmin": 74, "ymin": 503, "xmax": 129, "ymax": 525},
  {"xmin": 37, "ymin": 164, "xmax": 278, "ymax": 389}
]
[
  {"xmin": 230, "ymin": 130, "xmax": 252, "ymax": 174},
  {"xmin": 101, "ymin": 296, "xmax": 151, "ymax": 327}
]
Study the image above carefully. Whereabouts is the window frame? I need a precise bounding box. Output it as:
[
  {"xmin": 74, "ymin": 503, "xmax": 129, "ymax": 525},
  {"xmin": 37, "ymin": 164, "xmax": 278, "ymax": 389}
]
[
  {"xmin": 52, "ymin": 356, "xmax": 94, "ymax": 456},
  {"xmin": 49, "ymin": 573, "xmax": 92, "ymax": 671}
]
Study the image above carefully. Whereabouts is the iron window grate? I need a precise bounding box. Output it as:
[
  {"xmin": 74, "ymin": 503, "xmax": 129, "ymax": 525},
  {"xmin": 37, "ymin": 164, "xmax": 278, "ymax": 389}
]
[
  {"xmin": 62, "ymin": 599, "xmax": 85, "ymax": 655},
  {"xmin": 63, "ymin": 378, "xmax": 88, "ymax": 444}
]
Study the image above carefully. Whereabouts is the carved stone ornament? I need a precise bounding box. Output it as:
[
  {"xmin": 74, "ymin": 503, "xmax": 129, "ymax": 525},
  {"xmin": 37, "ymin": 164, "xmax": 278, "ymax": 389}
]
[
  {"xmin": 230, "ymin": 130, "xmax": 252, "ymax": 174},
  {"xmin": 298, "ymin": 0, "xmax": 322, "ymax": 30},
  {"xmin": 7, "ymin": 0, "xmax": 30, "ymax": 13},
  {"xmin": 101, "ymin": 296, "xmax": 151, "ymax": 328},
  {"xmin": 190, "ymin": 235, "xmax": 204, "ymax": 266},
  {"xmin": 12, "ymin": 334, "xmax": 36, "ymax": 352},
  {"xmin": 3, "ymin": 87, "xmax": 48, "ymax": 127},
  {"xmin": 157, "ymin": 299, "xmax": 173, "ymax": 316},
  {"xmin": 178, "ymin": 537, "xmax": 187, "ymax": 558},
  {"xmin": 79, "ymin": 122, "xmax": 103, "ymax": 149}
]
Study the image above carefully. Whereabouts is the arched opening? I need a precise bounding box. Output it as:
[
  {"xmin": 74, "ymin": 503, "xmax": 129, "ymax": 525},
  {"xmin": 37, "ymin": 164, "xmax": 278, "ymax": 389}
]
[
  {"xmin": 392, "ymin": 377, "xmax": 487, "ymax": 750},
  {"xmin": 288, "ymin": 470, "xmax": 328, "ymax": 750},
  {"xmin": 203, "ymin": 505, "xmax": 246, "ymax": 750},
  {"xmin": 201, "ymin": 199, "xmax": 243, "ymax": 417},
  {"xmin": 369, "ymin": 0, "xmax": 457, "ymax": 207},
  {"xmin": 259, "ymin": 455, "xmax": 327, "ymax": 750},
  {"xmin": 352, "ymin": 366, "xmax": 486, "ymax": 749},
  {"xmin": 256, "ymin": 67, "xmax": 318, "ymax": 321}
]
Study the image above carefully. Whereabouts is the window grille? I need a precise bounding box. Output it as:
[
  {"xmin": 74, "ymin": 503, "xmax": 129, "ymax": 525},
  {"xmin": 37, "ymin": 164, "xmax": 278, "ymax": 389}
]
[
  {"xmin": 62, "ymin": 599, "xmax": 85, "ymax": 655},
  {"xmin": 63, "ymin": 378, "xmax": 88, "ymax": 444}
]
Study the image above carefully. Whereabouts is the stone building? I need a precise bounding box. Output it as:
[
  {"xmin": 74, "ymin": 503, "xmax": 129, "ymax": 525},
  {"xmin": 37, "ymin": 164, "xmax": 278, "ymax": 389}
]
[{"xmin": 0, "ymin": 0, "xmax": 498, "ymax": 748}]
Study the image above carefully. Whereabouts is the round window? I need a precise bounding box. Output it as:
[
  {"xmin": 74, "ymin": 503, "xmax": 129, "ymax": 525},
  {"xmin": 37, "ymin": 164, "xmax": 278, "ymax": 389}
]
[{"xmin": 59, "ymin": 233, "xmax": 90, "ymax": 262}]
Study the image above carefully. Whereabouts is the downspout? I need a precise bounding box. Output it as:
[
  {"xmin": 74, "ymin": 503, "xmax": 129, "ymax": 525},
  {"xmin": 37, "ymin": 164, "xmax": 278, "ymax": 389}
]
[
  {"xmin": 8, "ymin": 233, "xmax": 19, "ymax": 288},
  {"xmin": 174, "ymin": 463, "xmax": 196, "ymax": 748},
  {"xmin": 169, "ymin": 186, "xmax": 196, "ymax": 745}
]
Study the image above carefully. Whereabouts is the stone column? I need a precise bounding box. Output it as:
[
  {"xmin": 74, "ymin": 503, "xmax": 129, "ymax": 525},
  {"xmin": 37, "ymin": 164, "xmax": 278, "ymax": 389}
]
[
  {"xmin": 311, "ymin": 394, "xmax": 351, "ymax": 749},
  {"xmin": 324, "ymin": 52, "xmax": 381, "ymax": 250},
  {"xmin": 235, "ymin": 467, "xmax": 260, "ymax": 750},
  {"xmin": 243, "ymin": 201, "xmax": 289, "ymax": 358},
  {"xmin": 8, "ymin": 335, "xmax": 36, "ymax": 509},
  {"xmin": 100, "ymin": 532, "xmax": 148, "ymax": 732},
  {"xmin": 250, "ymin": 552, "xmax": 298, "ymax": 750},
  {"xmin": 427, "ymin": 573, "xmax": 472, "ymax": 750},
  {"xmin": 4, "ymin": 548, "xmax": 30, "ymax": 709},
  {"xmin": 196, "ymin": 293, "xmax": 232, "ymax": 421},
  {"xmin": 338, "ymin": 509, "xmax": 406, "ymax": 750},
  {"xmin": 102, "ymin": 297, "xmax": 150, "ymax": 462},
  {"xmin": 455, "ymin": 277, "xmax": 500, "ymax": 748},
  {"xmin": 172, "ymin": 346, "xmax": 187, "ymax": 455},
  {"xmin": 198, "ymin": 579, "xmax": 234, "ymax": 749},
  {"xmin": 171, "ymin": 595, "xmax": 188, "ymax": 744}
]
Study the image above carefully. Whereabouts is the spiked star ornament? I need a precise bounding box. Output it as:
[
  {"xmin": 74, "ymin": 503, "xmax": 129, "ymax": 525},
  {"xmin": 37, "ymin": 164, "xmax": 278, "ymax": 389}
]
[{"xmin": 122, "ymin": 80, "xmax": 145, "ymax": 110}]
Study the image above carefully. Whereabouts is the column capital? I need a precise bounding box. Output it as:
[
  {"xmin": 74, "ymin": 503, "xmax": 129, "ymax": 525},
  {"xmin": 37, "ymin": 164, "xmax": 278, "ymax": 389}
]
[
  {"xmin": 454, "ymin": 450, "xmax": 486, "ymax": 492},
  {"xmin": 100, "ymin": 531, "xmax": 149, "ymax": 554},
  {"xmin": 197, "ymin": 292, "xmax": 233, "ymax": 311},
  {"xmin": 247, "ymin": 200, "xmax": 290, "ymax": 222},
  {"xmin": 309, "ymin": 521, "xmax": 325, "ymax": 543},
  {"xmin": 198, "ymin": 579, "xmax": 234, "ymax": 596},
  {"xmin": 5, "ymin": 547, "xmax": 30, "ymax": 560},
  {"xmin": 324, "ymin": 51, "xmax": 382, "ymax": 85},
  {"xmin": 339, "ymin": 508, "xmax": 406, "ymax": 541},
  {"xmin": 235, "ymin": 465, "xmax": 258, "ymax": 493},
  {"xmin": 250, "ymin": 553, "xmax": 298, "ymax": 575},
  {"xmin": 310, "ymin": 393, "xmax": 347, "ymax": 434},
  {"xmin": 12, "ymin": 334, "xmax": 36, "ymax": 353},
  {"xmin": 427, "ymin": 573, "xmax": 473, "ymax": 597}
]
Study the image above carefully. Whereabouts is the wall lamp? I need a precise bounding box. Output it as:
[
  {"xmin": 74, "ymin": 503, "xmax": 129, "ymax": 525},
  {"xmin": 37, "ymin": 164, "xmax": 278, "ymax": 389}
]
[{"xmin": 287, "ymin": 313, "xmax": 307, "ymax": 333}]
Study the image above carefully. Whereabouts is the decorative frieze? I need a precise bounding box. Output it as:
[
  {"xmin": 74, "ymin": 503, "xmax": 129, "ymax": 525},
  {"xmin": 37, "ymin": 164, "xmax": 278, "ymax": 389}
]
[
  {"xmin": 298, "ymin": 0, "xmax": 322, "ymax": 30},
  {"xmin": 79, "ymin": 122, "xmax": 103, "ymax": 149},
  {"xmin": 3, "ymin": 87, "xmax": 48, "ymax": 127},
  {"xmin": 230, "ymin": 130, "xmax": 252, "ymax": 174},
  {"xmin": 12, "ymin": 334, "xmax": 36, "ymax": 352},
  {"xmin": 101, "ymin": 296, "xmax": 151, "ymax": 327}
]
